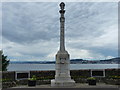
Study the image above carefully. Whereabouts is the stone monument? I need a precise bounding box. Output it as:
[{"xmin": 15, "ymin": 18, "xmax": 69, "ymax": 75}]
[{"xmin": 51, "ymin": 2, "xmax": 75, "ymax": 87}]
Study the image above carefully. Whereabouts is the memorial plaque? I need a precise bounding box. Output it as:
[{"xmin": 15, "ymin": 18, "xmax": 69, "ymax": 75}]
[
  {"xmin": 91, "ymin": 70, "xmax": 105, "ymax": 77},
  {"xmin": 16, "ymin": 72, "xmax": 30, "ymax": 80}
]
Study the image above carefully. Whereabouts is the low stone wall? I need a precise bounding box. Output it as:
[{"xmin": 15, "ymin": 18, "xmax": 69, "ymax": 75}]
[
  {"xmin": 2, "ymin": 69, "xmax": 120, "ymax": 81},
  {"xmin": 2, "ymin": 69, "xmax": 120, "ymax": 88}
]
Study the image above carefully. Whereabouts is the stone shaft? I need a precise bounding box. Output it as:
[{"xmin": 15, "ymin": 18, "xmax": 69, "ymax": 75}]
[
  {"xmin": 59, "ymin": 4, "xmax": 65, "ymax": 51},
  {"xmin": 51, "ymin": 2, "xmax": 75, "ymax": 87}
]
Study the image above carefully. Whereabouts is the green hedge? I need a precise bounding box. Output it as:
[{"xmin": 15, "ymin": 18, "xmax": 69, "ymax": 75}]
[
  {"xmin": 30, "ymin": 70, "xmax": 55, "ymax": 80},
  {"xmin": 2, "ymin": 71, "xmax": 15, "ymax": 81},
  {"xmin": 70, "ymin": 70, "xmax": 91, "ymax": 78},
  {"xmin": 105, "ymin": 69, "xmax": 120, "ymax": 77}
]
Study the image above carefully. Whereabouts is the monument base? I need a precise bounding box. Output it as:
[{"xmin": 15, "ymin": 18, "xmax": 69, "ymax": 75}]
[{"xmin": 51, "ymin": 79, "xmax": 75, "ymax": 87}]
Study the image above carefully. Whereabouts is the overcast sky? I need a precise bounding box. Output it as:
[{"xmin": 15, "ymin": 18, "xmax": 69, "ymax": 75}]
[{"xmin": 1, "ymin": 2, "xmax": 118, "ymax": 61}]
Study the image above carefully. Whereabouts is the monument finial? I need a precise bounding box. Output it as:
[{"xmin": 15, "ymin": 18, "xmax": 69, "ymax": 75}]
[{"xmin": 60, "ymin": 2, "xmax": 65, "ymax": 10}]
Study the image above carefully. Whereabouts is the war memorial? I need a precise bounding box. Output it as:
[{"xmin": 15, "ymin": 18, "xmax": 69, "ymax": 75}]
[
  {"xmin": 51, "ymin": 2, "xmax": 75, "ymax": 87},
  {"xmin": 1, "ymin": 2, "xmax": 120, "ymax": 90}
]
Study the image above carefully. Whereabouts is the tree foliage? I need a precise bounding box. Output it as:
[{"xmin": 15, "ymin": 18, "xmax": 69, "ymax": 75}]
[{"xmin": 0, "ymin": 50, "xmax": 10, "ymax": 71}]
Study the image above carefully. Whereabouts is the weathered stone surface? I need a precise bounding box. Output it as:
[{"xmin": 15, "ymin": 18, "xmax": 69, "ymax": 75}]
[{"xmin": 51, "ymin": 79, "xmax": 75, "ymax": 87}]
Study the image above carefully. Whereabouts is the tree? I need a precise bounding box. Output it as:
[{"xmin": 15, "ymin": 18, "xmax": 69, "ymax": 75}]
[{"xmin": 0, "ymin": 50, "xmax": 10, "ymax": 71}]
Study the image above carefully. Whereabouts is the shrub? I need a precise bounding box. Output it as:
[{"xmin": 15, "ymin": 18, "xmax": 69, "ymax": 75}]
[
  {"xmin": 28, "ymin": 75, "xmax": 37, "ymax": 80},
  {"xmin": 1, "ymin": 50, "xmax": 10, "ymax": 71},
  {"xmin": 87, "ymin": 77, "xmax": 96, "ymax": 80}
]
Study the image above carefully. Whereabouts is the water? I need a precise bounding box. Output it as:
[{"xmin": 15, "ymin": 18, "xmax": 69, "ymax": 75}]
[{"xmin": 7, "ymin": 64, "xmax": 119, "ymax": 71}]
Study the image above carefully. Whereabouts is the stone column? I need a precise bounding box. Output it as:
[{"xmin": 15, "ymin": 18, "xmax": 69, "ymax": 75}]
[
  {"xmin": 51, "ymin": 2, "xmax": 75, "ymax": 87},
  {"xmin": 59, "ymin": 2, "xmax": 65, "ymax": 52}
]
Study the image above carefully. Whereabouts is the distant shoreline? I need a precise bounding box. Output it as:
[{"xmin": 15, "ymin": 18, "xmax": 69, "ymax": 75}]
[{"xmin": 10, "ymin": 57, "xmax": 120, "ymax": 64}]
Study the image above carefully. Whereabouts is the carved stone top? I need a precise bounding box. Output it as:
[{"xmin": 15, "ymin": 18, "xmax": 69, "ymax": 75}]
[{"xmin": 60, "ymin": 2, "xmax": 65, "ymax": 10}]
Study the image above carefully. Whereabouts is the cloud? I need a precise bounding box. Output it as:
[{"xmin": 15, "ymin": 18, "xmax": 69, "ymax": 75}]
[
  {"xmin": 0, "ymin": 3, "xmax": 2, "ymax": 49},
  {"xmin": 2, "ymin": 2, "xmax": 59, "ymax": 44},
  {"xmin": 2, "ymin": 2, "xmax": 118, "ymax": 61}
]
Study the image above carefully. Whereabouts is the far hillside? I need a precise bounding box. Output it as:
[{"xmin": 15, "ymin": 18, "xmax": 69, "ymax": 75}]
[{"xmin": 10, "ymin": 57, "xmax": 120, "ymax": 64}]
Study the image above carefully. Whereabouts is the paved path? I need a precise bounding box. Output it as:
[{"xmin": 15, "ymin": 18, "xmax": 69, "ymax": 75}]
[{"xmin": 11, "ymin": 83, "xmax": 119, "ymax": 88}]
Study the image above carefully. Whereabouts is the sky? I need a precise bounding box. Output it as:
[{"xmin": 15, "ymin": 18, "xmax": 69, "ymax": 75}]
[{"xmin": 1, "ymin": 2, "xmax": 118, "ymax": 61}]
